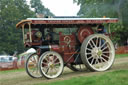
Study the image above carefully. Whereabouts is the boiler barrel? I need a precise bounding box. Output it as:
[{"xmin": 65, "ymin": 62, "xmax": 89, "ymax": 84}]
[{"xmin": 37, "ymin": 45, "xmax": 61, "ymax": 53}]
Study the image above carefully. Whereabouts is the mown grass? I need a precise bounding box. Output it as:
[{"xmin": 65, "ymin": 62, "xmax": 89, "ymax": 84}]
[
  {"xmin": 36, "ymin": 69, "xmax": 128, "ymax": 85},
  {"xmin": 116, "ymin": 53, "xmax": 128, "ymax": 58}
]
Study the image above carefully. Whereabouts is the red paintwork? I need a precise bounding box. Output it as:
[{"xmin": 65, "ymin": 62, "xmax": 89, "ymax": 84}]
[
  {"xmin": 24, "ymin": 42, "xmax": 42, "ymax": 47},
  {"xmin": 16, "ymin": 18, "xmax": 118, "ymax": 64},
  {"xmin": 78, "ymin": 26, "xmax": 94, "ymax": 43},
  {"xmin": 24, "ymin": 27, "xmax": 93, "ymax": 63},
  {"xmin": 58, "ymin": 32, "xmax": 77, "ymax": 63},
  {"xmin": 16, "ymin": 18, "xmax": 118, "ymax": 28},
  {"xmin": 31, "ymin": 19, "xmax": 118, "ymax": 25},
  {"xmin": 51, "ymin": 45, "xmax": 61, "ymax": 53}
]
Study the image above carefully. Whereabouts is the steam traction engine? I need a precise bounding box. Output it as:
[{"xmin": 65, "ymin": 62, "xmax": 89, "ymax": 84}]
[{"xmin": 16, "ymin": 17, "xmax": 118, "ymax": 79}]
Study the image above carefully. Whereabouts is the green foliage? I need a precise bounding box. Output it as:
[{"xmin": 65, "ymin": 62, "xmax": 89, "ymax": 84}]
[
  {"xmin": 0, "ymin": 0, "xmax": 35, "ymax": 54},
  {"xmin": 30, "ymin": 0, "xmax": 54, "ymax": 16},
  {"xmin": 75, "ymin": 0, "xmax": 119, "ymax": 18},
  {"xmin": 0, "ymin": 0, "xmax": 54, "ymax": 54},
  {"xmin": 119, "ymin": 0, "xmax": 128, "ymax": 27},
  {"xmin": 110, "ymin": 22, "xmax": 128, "ymax": 45},
  {"xmin": 30, "ymin": 0, "xmax": 44, "ymax": 14},
  {"xmin": 74, "ymin": 0, "xmax": 128, "ymax": 45}
]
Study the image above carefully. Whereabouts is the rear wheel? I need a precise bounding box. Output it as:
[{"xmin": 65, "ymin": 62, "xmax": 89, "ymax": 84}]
[
  {"xmin": 39, "ymin": 51, "xmax": 64, "ymax": 79},
  {"xmin": 81, "ymin": 34, "xmax": 115, "ymax": 71},
  {"xmin": 25, "ymin": 53, "xmax": 42, "ymax": 78}
]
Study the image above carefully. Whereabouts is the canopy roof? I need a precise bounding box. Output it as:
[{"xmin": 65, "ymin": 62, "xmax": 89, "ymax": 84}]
[{"xmin": 16, "ymin": 18, "xmax": 118, "ymax": 29}]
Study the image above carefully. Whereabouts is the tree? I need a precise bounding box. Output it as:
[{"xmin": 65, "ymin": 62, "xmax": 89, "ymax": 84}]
[
  {"xmin": 74, "ymin": 0, "xmax": 128, "ymax": 45},
  {"xmin": 30, "ymin": 0, "xmax": 54, "ymax": 16},
  {"xmin": 119, "ymin": 0, "xmax": 128, "ymax": 27},
  {"xmin": 0, "ymin": 0, "xmax": 35, "ymax": 54},
  {"xmin": 74, "ymin": 0, "xmax": 119, "ymax": 18}
]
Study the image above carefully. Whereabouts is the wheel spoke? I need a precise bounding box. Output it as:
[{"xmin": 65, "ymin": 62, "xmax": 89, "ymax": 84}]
[
  {"xmin": 100, "ymin": 56, "xmax": 108, "ymax": 63},
  {"xmin": 90, "ymin": 39, "xmax": 96, "ymax": 47},
  {"xmin": 100, "ymin": 56, "xmax": 104, "ymax": 65},
  {"xmin": 91, "ymin": 58, "xmax": 95, "ymax": 65},
  {"xmin": 43, "ymin": 67, "xmax": 49, "ymax": 74},
  {"xmin": 49, "ymin": 68, "xmax": 54, "ymax": 76},
  {"xmin": 99, "ymin": 57, "xmax": 106, "ymax": 68},
  {"xmin": 41, "ymin": 65, "xmax": 49, "ymax": 72},
  {"xmin": 31, "ymin": 67, "xmax": 37, "ymax": 73},
  {"xmin": 99, "ymin": 38, "xmax": 101, "ymax": 47},
  {"xmin": 55, "ymin": 62, "xmax": 60, "ymax": 66},
  {"xmin": 102, "ymin": 51, "xmax": 111, "ymax": 54},
  {"xmin": 94, "ymin": 58, "xmax": 97, "ymax": 65},
  {"xmin": 45, "ymin": 57, "xmax": 49, "ymax": 63},
  {"xmin": 29, "ymin": 58, "xmax": 36, "ymax": 64},
  {"xmin": 87, "ymin": 48, "xmax": 92, "ymax": 51},
  {"xmin": 101, "ymin": 41, "xmax": 107, "ymax": 49},
  {"xmin": 102, "ymin": 54, "xmax": 109, "ymax": 59},
  {"xmin": 89, "ymin": 41, "xmax": 93, "ymax": 48},
  {"xmin": 53, "ymin": 67, "xmax": 58, "ymax": 73},
  {"xmin": 47, "ymin": 68, "xmax": 51, "ymax": 76},
  {"xmin": 102, "ymin": 46, "xmax": 108, "ymax": 51},
  {"xmin": 53, "ymin": 57, "xmax": 58, "ymax": 63},
  {"xmin": 42, "ymin": 62, "xmax": 48, "ymax": 65},
  {"xmin": 96, "ymin": 57, "xmax": 99, "ymax": 64},
  {"xmin": 50, "ymin": 55, "xmax": 54, "ymax": 61},
  {"xmin": 86, "ymin": 52, "xmax": 92, "ymax": 55},
  {"xmin": 96, "ymin": 37, "xmax": 99, "ymax": 47},
  {"xmin": 45, "ymin": 67, "xmax": 50, "ymax": 74},
  {"xmin": 87, "ymin": 55, "xmax": 93, "ymax": 60},
  {"xmin": 33, "ymin": 56, "xmax": 37, "ymax": 62}
]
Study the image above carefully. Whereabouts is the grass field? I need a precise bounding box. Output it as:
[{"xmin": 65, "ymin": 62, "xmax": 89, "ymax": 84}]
[
  {"xmin": 116, "ymin": 53, "xmax": 128, "ymax": 58},
  {"xmin": 0, "ymin": 68, "xmax": 25, "ymax": 74},
  {"xmin": 37, "ymin": 69, "xmax": 128, "ymax": 85}
]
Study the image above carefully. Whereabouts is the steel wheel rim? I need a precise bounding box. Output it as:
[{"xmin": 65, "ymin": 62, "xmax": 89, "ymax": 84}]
[
  {"xmin": 40, "ymin": 52, "xmax": 63, "ymax": 78},
  {"xmin": 27, "ymin": 54, "xmax": 41, "ymax": 78},
  {"xmin": 85, "ymin": 35, "xmax": 115, "ymax": 71}
]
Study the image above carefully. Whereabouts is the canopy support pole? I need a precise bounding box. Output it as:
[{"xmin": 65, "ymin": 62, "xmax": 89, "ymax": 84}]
[
  {"xmin": 28, "ymin": 23, "xmax": 32, "ymax": 42},
  {"xmin": 108, "ymin": 24, "xmax": 112, "ymax": 39},
  {"xmin": 22, "ymin": 24, "xmax": 25, "ymax": 43}
]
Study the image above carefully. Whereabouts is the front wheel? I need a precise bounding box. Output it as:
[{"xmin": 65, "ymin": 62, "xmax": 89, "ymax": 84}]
[
  {"xmin": 39, "ymin": 51, "xmax": 64, "ymax": 79},
  {"xmin": 81, "ymin": 34, "xmax": 115, "ymax": 71},
  {"xmin": 25, "ymin": 53, "xmax": 42, "ymax": 78}
]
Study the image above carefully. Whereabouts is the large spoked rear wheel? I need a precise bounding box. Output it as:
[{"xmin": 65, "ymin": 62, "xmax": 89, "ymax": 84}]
[
  {"xmin": 39, "ymin": 51, "xmax": 64, "ymax": 79},
  {"xmin": 81, "ymin": 34, "xmax": 115, "ymax": 71},
  {"xmin": 25, "ymin": 53, "xmax": 42, "ymax": 78}
]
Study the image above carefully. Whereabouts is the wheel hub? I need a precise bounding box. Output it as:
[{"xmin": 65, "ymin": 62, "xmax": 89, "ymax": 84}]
[
  {"xmin": 97, "ymin": 50, "xmax": 102, "ymax": 56},
  {"xmin": 92, "ymin": 47, "xmax": 102, "ymax": 58},
  {"xmin": 48, "ymin": 62, "xmax": 54, "ymax": 68}
]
